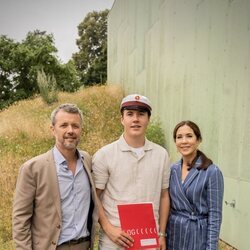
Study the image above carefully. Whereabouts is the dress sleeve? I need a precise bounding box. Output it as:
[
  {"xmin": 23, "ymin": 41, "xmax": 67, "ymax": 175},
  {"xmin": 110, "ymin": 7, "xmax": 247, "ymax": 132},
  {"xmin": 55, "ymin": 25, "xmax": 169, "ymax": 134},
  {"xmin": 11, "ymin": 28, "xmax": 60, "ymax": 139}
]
[{"xmin": 206, "ymin": 166, "xmax": 224, "ymax": 250}]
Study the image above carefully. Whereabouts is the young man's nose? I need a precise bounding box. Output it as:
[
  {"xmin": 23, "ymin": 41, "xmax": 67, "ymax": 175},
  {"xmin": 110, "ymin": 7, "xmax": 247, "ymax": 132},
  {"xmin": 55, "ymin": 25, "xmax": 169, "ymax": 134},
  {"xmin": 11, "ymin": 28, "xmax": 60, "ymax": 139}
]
[{"xmin": 132, "ymin": 113, "xmax": 140, "ymax": 120}]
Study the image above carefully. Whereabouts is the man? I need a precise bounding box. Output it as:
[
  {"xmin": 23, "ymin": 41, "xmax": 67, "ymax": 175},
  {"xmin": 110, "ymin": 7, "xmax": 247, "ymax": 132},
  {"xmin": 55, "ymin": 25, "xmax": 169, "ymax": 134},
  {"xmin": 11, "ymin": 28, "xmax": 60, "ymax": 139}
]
[
  {"xmin": 93, "ymin": 94, "xmax": 170, "ymax": 249},
  {"xmin": 12, "ymin": 103, "xmax": 98, "ymax": 250}
]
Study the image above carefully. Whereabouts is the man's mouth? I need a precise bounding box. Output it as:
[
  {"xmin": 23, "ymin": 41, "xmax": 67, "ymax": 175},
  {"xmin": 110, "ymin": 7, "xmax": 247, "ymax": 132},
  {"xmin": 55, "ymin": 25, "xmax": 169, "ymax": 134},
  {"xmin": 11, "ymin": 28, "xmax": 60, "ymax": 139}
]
[{"xmin": 131, "ymin": 125, "xmax": 141, "ymax": 128}]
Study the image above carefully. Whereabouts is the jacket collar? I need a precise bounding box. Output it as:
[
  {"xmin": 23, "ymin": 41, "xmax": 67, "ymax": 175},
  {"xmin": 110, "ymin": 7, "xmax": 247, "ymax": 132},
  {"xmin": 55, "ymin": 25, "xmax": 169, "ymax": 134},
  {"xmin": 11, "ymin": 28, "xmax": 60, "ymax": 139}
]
[{"xmin": 181, "ymin": 156, "xmax": 202, "ymax": 189}]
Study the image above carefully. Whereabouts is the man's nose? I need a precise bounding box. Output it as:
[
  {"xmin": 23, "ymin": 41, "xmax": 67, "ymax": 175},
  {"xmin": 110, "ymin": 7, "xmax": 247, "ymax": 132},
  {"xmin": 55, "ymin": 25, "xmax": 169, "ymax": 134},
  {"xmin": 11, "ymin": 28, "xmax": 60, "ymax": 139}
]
[
  {"xmin": 67, "ymin": 125, "xmax": 74, "ymax": 133},
  {"xmin": 133, "ymin": 114, "xmax": 139, "ymax": 121}
]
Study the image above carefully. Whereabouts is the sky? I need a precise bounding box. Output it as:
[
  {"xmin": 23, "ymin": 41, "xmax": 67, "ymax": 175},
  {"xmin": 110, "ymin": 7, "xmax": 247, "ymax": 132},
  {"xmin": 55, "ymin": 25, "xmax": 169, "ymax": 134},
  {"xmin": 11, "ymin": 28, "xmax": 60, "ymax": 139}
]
[{"xmin": 0, "ymin": 0, "xmax": 114, "ymax": 63}]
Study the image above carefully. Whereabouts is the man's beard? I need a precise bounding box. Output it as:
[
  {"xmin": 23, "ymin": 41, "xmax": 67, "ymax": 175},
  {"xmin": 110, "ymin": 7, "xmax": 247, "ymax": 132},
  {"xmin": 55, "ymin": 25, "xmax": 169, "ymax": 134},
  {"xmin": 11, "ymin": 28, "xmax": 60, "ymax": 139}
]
[{"xmin": 63, "ymin": 138, "xmax": 80, "ymax": 149}]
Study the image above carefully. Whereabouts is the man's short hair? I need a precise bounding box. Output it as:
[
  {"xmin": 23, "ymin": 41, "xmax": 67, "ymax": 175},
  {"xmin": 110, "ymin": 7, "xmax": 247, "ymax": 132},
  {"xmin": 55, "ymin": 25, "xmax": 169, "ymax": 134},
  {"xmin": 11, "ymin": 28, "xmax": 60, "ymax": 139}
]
[{"xmin": 51, "ymin": 103, "xmax": 83, "ymax": 125}]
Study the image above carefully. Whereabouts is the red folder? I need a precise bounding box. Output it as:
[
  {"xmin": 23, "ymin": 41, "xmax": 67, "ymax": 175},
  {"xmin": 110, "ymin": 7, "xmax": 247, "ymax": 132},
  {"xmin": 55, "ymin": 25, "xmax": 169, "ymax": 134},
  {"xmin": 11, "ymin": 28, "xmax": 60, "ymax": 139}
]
[{"xmin": 117, "ymin": 203, "xmax": 159, "ymax": 249}]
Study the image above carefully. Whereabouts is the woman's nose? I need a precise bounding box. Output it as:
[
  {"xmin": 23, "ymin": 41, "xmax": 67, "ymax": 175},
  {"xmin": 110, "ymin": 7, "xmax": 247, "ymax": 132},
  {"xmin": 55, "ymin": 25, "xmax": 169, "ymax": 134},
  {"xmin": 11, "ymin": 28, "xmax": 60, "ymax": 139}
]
[{"xmin": 181, "ymin": 136, "xmax": 187, "ymax": 142}]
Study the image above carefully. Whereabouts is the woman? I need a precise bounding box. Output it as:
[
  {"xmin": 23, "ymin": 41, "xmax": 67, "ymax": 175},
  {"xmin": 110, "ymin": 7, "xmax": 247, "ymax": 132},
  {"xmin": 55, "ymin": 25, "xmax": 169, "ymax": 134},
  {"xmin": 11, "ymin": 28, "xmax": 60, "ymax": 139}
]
[{"xmin": 167, "ymin": 120, "xmax": 224, "ymax": 250}]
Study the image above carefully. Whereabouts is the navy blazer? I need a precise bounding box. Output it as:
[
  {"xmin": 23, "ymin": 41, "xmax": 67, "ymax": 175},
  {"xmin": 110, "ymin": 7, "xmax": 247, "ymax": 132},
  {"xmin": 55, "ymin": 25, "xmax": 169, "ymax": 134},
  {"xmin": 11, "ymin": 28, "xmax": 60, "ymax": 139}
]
[{"xmin": 167, "ymin": 157, "xmax": 224, "ymax": 250}]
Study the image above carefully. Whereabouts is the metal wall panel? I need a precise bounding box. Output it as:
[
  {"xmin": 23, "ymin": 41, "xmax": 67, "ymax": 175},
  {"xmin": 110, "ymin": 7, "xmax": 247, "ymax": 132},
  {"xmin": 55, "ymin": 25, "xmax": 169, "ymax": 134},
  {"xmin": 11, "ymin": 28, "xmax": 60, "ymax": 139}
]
[{"xmin": 108, "ymin": 1, "xmax": 250, "ymax": 249}]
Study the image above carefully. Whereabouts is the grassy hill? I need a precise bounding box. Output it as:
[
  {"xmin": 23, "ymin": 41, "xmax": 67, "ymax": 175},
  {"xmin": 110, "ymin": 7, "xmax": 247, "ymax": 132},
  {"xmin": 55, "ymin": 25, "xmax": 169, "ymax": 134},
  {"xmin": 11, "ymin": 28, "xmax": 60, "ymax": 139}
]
[{"xmin": 0, "ymin": 85, "xmax": 124, "ymax": 248}]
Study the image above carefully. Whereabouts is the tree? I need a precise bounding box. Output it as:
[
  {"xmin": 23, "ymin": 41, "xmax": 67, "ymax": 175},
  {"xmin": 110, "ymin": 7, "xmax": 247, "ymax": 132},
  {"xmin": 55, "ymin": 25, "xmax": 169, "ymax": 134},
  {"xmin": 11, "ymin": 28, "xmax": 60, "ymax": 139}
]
[
  {"xmin": 55, "ymin": 60, "xmax": 80, "ymax": 92},
  {"xmin": 13, "ymin": 30, "xmax": 59, "ymax": 97},
  {"xmin": 0, "ymin": 36, "xmax": 19, "ymax": 107},
  {"xmin": 0, "ymin": 30, "xmax": 80, "ymax": 109},
  {"xmin": 73, "ymin": 9, "xmax": 109, "ymax": 86},
  {"xmin": 0, "ymin": 31, "xmax": 59, "ymax": 105}
]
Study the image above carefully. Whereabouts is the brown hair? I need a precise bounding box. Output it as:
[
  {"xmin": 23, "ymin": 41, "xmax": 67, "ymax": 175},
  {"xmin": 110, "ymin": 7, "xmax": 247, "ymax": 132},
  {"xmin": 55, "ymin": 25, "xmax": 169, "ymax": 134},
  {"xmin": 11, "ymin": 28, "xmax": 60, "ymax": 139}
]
[
  {"xmin": 173, "ymin": 120, "xmax": 213, "ymax": 170},
  {"xmin": 120, "ymin": 107, "xmax": 151, "ymax": 117}
]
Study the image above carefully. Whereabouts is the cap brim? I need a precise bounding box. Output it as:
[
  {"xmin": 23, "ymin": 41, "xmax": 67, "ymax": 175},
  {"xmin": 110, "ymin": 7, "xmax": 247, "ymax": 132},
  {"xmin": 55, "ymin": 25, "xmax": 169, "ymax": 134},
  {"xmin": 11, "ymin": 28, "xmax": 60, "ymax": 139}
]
[{"xmin": 121, "ymin": 106, "xmax": 151, "ymax": 113}]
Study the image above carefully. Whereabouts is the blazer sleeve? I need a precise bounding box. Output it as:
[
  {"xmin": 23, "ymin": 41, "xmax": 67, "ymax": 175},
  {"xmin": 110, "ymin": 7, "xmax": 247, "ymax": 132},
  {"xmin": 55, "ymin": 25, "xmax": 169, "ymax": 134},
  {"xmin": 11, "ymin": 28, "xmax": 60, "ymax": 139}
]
[
  {"xmin": 206, "ymin": 166, "xmax": 224, "ymax": 250},
  {"xmin": 12, "ymin": 163, "xmax": 36, "ymax": 249}
]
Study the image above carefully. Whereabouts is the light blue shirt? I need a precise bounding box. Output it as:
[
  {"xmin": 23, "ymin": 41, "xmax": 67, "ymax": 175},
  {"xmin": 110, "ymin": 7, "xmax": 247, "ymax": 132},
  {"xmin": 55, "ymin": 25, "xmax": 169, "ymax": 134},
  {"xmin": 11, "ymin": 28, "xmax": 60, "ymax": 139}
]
[{"xmin": 53, "ymin": 146, "xmax": 91, "ymax": 245}]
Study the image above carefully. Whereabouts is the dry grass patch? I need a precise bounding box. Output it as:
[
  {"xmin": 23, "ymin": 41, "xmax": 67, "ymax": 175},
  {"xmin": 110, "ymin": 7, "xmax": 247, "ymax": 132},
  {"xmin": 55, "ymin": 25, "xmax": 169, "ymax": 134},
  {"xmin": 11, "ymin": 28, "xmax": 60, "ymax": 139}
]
[{"xmin": 0, "ymin": 85, "xmax": 124, "ymax": 245}]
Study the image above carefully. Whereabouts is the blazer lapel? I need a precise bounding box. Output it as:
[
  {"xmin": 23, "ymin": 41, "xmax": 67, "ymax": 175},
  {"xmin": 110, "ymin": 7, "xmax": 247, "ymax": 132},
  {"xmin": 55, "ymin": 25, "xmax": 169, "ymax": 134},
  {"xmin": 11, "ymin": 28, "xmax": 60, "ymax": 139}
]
[
  {"xmin": 80, "ymin": 152, "xmax": 93, "ymax": 187},
  {"xmin": 182, "ymin": 157, "xmax": 202, "ymax": 191},
  {"xmin": 47, "ymin": 150, "xmax": 62, "ymax": 220},
  {"xmin": 172, "ymin": 161, "xmax": 193, "ymax": 211}
]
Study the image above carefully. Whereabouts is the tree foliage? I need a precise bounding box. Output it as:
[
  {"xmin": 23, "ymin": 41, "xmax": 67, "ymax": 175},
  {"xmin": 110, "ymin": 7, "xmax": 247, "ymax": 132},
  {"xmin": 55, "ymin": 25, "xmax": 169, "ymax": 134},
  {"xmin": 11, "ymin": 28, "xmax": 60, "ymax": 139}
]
[
  {"xmin": 0, "ymin": 30, "xmax": 80, "ymax": 109},
  {"xmin": 73, "ymin": 9, "xmax": 109, "ymax": 86}
]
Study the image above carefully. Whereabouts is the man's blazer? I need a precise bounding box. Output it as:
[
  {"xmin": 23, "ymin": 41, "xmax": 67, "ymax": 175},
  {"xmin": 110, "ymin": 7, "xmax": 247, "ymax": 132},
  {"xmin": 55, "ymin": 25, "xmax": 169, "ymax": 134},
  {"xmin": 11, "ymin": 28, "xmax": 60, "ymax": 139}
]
[{"xmin": 12, "ymin": 149, "xmax": 98, "ymax": 250}]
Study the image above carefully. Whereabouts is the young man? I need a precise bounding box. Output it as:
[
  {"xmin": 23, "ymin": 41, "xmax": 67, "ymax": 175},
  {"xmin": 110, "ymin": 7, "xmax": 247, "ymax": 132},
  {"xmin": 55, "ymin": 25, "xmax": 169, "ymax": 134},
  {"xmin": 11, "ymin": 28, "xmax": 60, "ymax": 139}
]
[
  {"xmin": 93, "ymin": 94, "xmax": 170, "ymax": 249},
  {"xmin": 12, "ymin": 103, "xmax": 98, "ymax": 250}
]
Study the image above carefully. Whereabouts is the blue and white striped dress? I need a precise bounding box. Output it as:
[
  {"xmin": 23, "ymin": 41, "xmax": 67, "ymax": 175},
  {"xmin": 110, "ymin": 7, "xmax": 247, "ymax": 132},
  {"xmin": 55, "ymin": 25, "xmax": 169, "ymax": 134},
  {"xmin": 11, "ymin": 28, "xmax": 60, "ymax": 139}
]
[{"xmin": 167, "ymin": 157, "xmax": 224, "ymax": 250}]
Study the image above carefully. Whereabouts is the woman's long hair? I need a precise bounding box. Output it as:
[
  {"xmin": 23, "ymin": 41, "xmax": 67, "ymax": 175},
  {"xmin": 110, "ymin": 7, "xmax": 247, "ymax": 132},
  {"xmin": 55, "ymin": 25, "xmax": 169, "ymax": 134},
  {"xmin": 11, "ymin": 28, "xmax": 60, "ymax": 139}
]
[{"xmin": 173, "ymin": 120, "xmax": 213, "ymax": 170}]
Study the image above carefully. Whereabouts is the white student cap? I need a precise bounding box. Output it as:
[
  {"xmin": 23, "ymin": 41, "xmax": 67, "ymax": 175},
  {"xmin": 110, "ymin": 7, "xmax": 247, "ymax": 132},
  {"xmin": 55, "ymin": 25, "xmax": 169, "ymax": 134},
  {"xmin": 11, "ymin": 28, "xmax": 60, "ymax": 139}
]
[{"xmin": 120, "ymin": 94, "xmax": 152, "ymax": 113}]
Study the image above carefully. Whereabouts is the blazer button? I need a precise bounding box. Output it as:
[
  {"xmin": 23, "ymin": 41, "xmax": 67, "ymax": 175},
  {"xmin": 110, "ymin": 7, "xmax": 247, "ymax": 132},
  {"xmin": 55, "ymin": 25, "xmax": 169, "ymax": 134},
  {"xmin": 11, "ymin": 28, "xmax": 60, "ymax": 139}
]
[
  {"xmin": 51, "ymin": 241, "xmax": 56, "ymax": 245},
  {"xmin": 56, "ymin": 224, "xmax": 61, "ymax": 229}
]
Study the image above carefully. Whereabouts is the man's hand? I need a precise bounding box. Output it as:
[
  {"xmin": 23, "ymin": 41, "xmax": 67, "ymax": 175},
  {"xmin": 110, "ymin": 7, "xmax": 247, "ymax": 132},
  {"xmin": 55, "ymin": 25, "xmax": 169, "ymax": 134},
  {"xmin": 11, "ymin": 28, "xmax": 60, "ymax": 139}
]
[
  {"xmin": 105, "ymin": 223, "xmax": 134, "ymax": 248},
  {"xmin": 159, "ymin": 236, "xmax": 166, "ymax": 250},
  {"xmin": 95, "ymin": 188, "xmax": 134, "ymax": 248}
]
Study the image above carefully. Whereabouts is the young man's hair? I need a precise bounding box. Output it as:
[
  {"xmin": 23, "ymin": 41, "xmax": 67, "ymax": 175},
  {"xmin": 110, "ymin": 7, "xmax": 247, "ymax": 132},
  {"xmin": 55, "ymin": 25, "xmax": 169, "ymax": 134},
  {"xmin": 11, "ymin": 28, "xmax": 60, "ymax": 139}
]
[{"xmin": 121, "ymin": 107, "xmax": 151, "ymax": 117}]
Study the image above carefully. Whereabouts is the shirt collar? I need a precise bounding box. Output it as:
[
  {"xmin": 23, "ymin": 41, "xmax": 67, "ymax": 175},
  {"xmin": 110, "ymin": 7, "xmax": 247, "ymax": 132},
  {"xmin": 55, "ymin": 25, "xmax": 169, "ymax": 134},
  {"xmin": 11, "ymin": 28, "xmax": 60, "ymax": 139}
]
[
  {"xmin": 53, "ymin": 146, "xmax": 83, "ymax": 166},
  {"xmin": 118, "ymin": 134, "xmax": 153, "ymax": 151}
]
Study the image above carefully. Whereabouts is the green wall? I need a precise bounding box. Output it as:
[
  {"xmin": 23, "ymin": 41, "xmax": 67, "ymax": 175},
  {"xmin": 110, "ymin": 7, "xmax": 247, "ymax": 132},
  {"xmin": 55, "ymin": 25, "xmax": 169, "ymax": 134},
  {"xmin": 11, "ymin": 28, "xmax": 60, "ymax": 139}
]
[{"xmin": 108, "ymin": 0, "xmax": 250, "ymax": 249}]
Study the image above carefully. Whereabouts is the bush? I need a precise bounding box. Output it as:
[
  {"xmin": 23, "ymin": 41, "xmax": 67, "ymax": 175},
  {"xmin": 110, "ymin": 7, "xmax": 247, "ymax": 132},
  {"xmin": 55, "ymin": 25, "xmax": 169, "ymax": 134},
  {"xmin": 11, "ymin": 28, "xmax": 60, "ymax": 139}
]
[
  {"xmin": 37, "ymin": 69, "xmax": 58, "ymax": 104},
  {"xmin": 146, "ymin": 119, "xmax": 166, "ymax": 148}
]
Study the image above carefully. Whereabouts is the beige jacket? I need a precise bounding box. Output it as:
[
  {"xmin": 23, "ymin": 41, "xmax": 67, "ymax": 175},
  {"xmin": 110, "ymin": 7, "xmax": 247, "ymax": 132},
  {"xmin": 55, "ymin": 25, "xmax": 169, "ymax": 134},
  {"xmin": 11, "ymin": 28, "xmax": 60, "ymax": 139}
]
[{"xmin": 12, "ymin": 149, "xmax": 98, "ymax": 250}]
